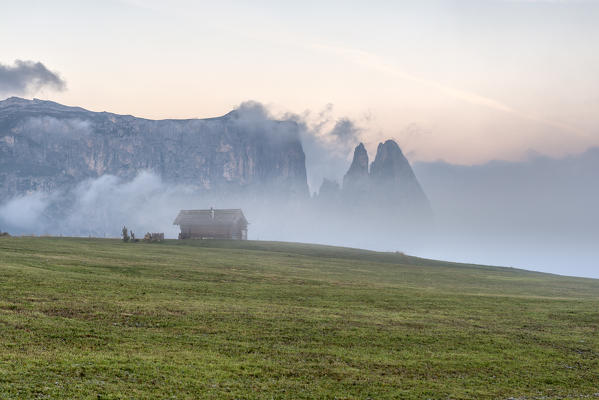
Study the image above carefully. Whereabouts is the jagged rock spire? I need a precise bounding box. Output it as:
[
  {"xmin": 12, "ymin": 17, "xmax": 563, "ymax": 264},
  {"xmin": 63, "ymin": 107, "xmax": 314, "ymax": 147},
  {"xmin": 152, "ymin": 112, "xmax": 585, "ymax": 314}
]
[
  {"xmin": 342, "ymin": 142, "xmax": 369, "ymax": 191},
  {"xmin": 370, "ymin": 140, "xmax": 413, "ymax": 181},
  {"xmin": 370, "ymin": 139, "xmax": 431, "ymax": 213}
]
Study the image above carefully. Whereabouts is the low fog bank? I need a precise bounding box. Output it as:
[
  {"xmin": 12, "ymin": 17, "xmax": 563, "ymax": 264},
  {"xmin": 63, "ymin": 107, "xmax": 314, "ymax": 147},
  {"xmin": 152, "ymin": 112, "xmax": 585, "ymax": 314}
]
[
  {"xmin": 0, "ymin": 170, "xmax": 431, "ymax": 254},
  {"xmin": 414, "ymin": 148, "xmax": 599, "ymax": 278},
  {"xmin": 1, "ymin": 145, "xmax": 598, "ymax": 278}
]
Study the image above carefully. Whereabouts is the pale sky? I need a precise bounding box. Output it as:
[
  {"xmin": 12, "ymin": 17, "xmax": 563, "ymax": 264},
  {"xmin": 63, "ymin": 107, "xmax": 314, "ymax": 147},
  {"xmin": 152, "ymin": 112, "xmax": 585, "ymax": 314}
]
[{"xmin": 2, "ymin": 0, "xmax": 599, "ymax": 164}]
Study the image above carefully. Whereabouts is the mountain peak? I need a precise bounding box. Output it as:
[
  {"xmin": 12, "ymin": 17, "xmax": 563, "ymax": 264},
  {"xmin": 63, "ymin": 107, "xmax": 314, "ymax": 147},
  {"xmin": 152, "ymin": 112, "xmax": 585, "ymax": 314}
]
[
  {"xmin": 369, "ymin": 139, "xmax": 431, "ymax": 215},
  {"xmin": 370, "ymin": 139, "xmax": 410, "ymax": 181},
  {"xmin": 342, "ymin": 142, "xmax": 369, "ymax": 192},
  {"xmin": 375, "ymin": 139, "xmax": 404, "ymax": 157},
  {"xmin": 0, "ymin": 96, "xmax": 29, "ymax": 106},
  {"xmin": 347, "ymin": 143, "xmax": 369, "ymax": 175}
]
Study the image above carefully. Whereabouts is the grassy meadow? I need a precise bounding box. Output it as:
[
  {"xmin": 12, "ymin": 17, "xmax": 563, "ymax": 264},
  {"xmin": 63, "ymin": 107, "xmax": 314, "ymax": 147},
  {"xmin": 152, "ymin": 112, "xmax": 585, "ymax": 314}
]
[{"xmin": 0, "ymin": 237, "xmax": 598, "ymax": 399}]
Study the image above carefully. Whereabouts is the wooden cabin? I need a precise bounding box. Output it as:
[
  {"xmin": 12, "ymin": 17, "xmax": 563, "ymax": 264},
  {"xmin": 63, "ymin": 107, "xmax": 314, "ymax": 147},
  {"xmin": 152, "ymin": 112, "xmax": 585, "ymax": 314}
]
[{"xmin": 173, "ymin": 208, "xmax": 248, "ymax": 240}]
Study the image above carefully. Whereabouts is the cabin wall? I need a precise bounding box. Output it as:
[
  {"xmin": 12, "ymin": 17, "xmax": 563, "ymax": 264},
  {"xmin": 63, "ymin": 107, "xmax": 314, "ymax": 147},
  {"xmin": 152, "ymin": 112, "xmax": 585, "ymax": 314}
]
[{"xmin": 179, "ymin": 223, "xmax": 247, "ymax": 240}]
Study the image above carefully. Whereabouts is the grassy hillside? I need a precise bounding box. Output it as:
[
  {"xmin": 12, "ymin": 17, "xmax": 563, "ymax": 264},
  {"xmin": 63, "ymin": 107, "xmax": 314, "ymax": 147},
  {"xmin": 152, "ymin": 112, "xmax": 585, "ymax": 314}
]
[{"xmin": 0, "ymin": 237, "xmax": 598, "ymax": 399}]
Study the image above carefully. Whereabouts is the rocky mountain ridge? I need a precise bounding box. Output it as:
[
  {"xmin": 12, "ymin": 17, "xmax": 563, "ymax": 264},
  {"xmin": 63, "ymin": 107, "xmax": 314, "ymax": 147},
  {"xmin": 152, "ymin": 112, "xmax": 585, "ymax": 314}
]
[
  {"xmin": 322, "ymin": 140, "xmax": 431, "ymax": 218},
  {"xmin": 0, "ymin": 97, "xmax": 308, "ymax": 200}
]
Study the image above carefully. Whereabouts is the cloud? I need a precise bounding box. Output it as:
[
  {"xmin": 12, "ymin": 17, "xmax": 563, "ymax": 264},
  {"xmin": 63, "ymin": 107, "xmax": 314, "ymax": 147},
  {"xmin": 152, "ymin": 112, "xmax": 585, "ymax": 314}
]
[
  {"xmin": 0, "ymin": 60, "xmax": 66, "ymax": 96},
  {"xmin": 278, "ymin": 105, "xmax": 365, "ymax": 192},
  {"xmin": 330, "ymin": 118, "xmax": 361, "ymax": 147},
  {"xmin": 227, "ymin": 101, "xmax": 364, "ymax": 192},
  {"xmin": 0, "ymin": 172, "xmax": 195, "ymax": 237},
  {"xmin": 232, "ymin": 100, "xmax": 270, "ymax": 122}
]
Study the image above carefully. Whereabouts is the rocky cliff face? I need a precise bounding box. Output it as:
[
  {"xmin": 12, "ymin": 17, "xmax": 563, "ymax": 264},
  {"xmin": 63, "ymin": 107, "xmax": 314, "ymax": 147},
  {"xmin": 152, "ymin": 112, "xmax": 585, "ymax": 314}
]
[{"xmin": 0, "ymin": 97, "xmax": 308, "ymax": 200}]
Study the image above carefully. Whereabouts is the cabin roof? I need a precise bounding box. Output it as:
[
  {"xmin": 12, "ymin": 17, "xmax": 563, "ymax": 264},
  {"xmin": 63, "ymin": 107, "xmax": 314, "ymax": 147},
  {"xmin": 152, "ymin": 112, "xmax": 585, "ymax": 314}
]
[{"xmin": 173, "ymin": 208, "xmax": 247, "ymax": 226}]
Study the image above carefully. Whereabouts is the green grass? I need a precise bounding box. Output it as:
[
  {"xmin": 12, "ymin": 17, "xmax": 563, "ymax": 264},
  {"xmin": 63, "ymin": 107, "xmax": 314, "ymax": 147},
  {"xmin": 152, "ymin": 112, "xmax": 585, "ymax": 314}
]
[{"xmin": 0, "ymin": 237, "xmax": 598, "ymax": 399}]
